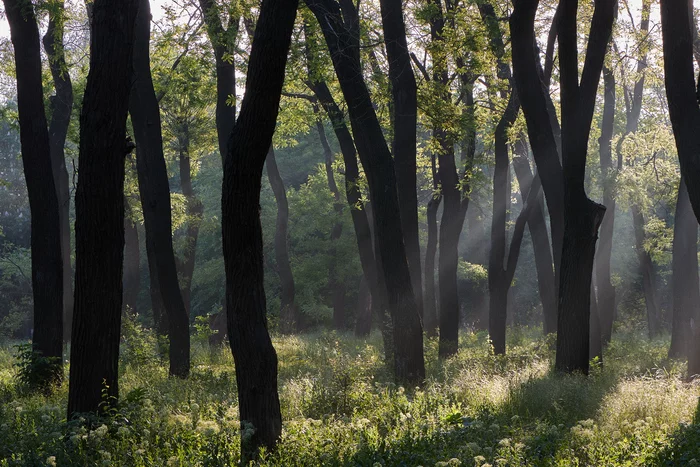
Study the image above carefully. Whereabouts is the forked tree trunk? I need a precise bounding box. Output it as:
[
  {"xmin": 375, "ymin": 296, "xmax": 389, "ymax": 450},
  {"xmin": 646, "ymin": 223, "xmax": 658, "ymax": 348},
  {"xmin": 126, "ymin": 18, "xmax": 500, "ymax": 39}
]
[
  {"xmin": 307, "ymin": 0, "xmax": 425, "ymax": 385},
  {"xmin": 129, "ymin": 0, "xmax": 190, "ymax": 378},
  {"xmin": 4, "ymin": 0, "xmax": 64, "ymax": 387},
  {"xmin": 43, "ymin": 3, "xmax": 74, "ymax": 343},
  {"xmin": 266, "ymin": 147, "xmax": 297, "ymax": 334},
  {"xmin": 68, "ymin": 0, "xmax": 138, "ymax": 415},
  {"xmin": 221, "ymin": 0, "xmax": 297, "ymax": 459},
  {"xmin": 670, "ymin": 178, "xmax": 700, "ymax": 358}
]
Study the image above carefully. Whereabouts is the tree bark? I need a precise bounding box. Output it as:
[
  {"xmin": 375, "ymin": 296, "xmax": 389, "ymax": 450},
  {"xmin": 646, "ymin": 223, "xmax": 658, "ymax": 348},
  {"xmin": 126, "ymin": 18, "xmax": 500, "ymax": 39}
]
[
  {"xmin": 670, "ymin": 178, "xmax": 700, "ymax": 358},
  {"xmin": 4, "ymin": 0, "xmax": 64, "ymax": 386},
  {"xmin": 590, "ymin": 282, "xmax": 603, "ymax": 361},
  {"xmin": 307, "ymin": 0, "xmax": 425, "ymax": 385},
  {"xmin": 67, "ymin": 0, "xmax": 138, "ymax": 415},
  {"xmin": 554, "ymin": 0, "xmax": 612, "ymax": 375},
  {"xmin": 379, "ymin": 0, "xmax": 423, "ymax": 321},
  {"xmin": 43, "ymin": 3, "xmax": 74, "ymax": 343},
  {"xmin": 176, "ymin": 126, "xmax": 203, "ymax": 316},
  {"xmin": 597, "ymin": 64, "xmax": 617, "ymax": 346},
  {"xmin": 266, "ymin": 147, "xmax": 297, "ymax": 334},
  {"xmin": 424, "ymin": 153, "xmax": 441, "ymax": 337},
  {"xmin": 221, "ymin": 0, "xmax": 297, "ymax": 458},
  {"xmin": 129, "ymin": 0, "xmax": 190, "ymax": 378}
]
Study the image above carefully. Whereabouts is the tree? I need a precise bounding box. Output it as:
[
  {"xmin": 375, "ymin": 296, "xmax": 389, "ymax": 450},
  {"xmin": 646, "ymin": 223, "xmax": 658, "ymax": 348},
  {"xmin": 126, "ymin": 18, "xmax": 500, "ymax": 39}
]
[
  {"xmin": 266, "ymin": 146, "xmax": 297, "ymax": 333},
  {"xmin": 554, "ymin": 0, "xmax": 613, "ymax": 374},
  {"xmin": 306, "ymin": 0, "xmax": 425, "ymax": 385},
  {"xmin": 43, "ymin": 0, "xmax": 74, "ymax": 342},
  {"xmin": 220, "ymin": 0, "xmax": 298, "ymax": 459},
  {"xmin": 3, "ymin": 0, "xmax": 64, "ymax": 388},
  {"xmin": 67, "ymin": 0, "xmax": 138, "ymax": 415},
  {"xmin": 129, "ymin": 0, "xmax": 190, "ymax": 378}
]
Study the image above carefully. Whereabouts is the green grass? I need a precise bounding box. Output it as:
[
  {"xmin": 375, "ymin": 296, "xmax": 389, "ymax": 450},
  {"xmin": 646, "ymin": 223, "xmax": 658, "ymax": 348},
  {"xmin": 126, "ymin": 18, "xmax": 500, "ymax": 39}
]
[{"xmin": 0, "ymin": 328, "xmax": 699, "ymax": 466}]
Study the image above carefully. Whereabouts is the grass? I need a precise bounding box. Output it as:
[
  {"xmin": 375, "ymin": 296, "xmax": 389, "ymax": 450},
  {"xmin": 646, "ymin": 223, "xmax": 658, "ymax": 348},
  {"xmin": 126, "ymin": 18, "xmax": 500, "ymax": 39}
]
[{"xmin": 0, "ymin": 326, "xmax": 699, "ymax": 466}]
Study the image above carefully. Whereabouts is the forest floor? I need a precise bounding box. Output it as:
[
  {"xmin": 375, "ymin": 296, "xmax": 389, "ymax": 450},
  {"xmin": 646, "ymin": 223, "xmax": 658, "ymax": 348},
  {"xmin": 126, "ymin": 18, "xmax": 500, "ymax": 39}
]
[{"xmin": 1, "ymin": 323, "xmax": 699, "ymax": 466}]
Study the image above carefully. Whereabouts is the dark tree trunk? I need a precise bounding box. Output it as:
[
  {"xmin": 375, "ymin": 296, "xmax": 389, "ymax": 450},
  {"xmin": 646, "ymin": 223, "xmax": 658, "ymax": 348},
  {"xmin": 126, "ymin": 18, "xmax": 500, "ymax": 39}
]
[
  {"xmin": 424, "ymin": 153, "xmax": 441, "ymax": 337},
  {"xmin": 512, "ymin": 139, "xmax": 557, "ymax": 335},
  {"xmin": 510, "ymin": 0, "xmax": 565, "ymax": 303},
  {"xmin": 355, "ymin": 277, "xmax": 372, "ymax": 337},
  {"xmin": 554, "ymin": 0, "xmax": 613, "ymax": 375},
  {"xmin": 43, "ymin": 3, "xmax": 74, "ymax": 343},
  {"xmin": 147, "ymin": 241, "xmax": 168, "ymax": 335},
  {"xmin": 597, "ymin": 64, "xmax": 617, "ymax": 346},
  {"xmin": 632, "ymin": 206, "xmax": 661, "ymax": 338},
  {"xmin": 221, "ymin": 0, "xmax": 297, "ymax": 459},
  {"xmin": 199, "ymin": 0, "xmax": 238, "ymax": 162},
  {"xmin": 129, "ymin": 0, "xmax": 190, "ymax": 378},
  {"xmin": 266, "ymin": 147, "xmax": 297, "ymax": 334},
  {"xmin": 670, "ymin": 178, "xmax": 700, "ymax": 358},
  {"xmin": 67, "ymin": 0, "xmax": 138, "ymax": 415},
  {"xmin": 379, "ymin": 0, "xmax": 423, "ymax": 321},
  {"xmin": 307, "ymin": 0, "xmax": 425, "ymax": 385},
  {"xmin": 123, "ymin": 209, "xmax": 140, "ymax": 315},
  {"xmin": 660, "ymin": 0, "xmax": 700, "ymax": 223},
  {"xmin": 589, "ymin": 282, "xmax": 603, "ymax": 361},
  {"xmin": 176, "ymin": 126, "xmax": 203, "ymax": 316},
  {"xmin": 317, "ymin": 117, "xmax": 346, "ymax": 330},
  {"xmin": 4, "ymin": 0, "xmax": 64, "ymax": 387}
]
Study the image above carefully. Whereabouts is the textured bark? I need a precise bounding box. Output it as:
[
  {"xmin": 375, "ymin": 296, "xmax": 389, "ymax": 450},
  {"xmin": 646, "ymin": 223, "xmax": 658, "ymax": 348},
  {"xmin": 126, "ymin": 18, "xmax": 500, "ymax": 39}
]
[
  {"xmin": 670, "ymin": 178, "xmax": 700, "ymax": 358},
  {"xmin": 597, "ymin": 64, "xmax": 617, "ymax": 345},
  {"xmin": 661, "ymin": 0, "xmax": 700, "ymax": 223},
  {"xmin": 307, "ymin": 0, "xmax": 425, "ymax": 385},
  {"xmin": 554, "ymin": 0, "xmax": 613, "ymax": 374},
  {"xmin": 199, "ymin": 0, "xmax": 238, "ymax": 162},
  {"xmin": 129, "ymin": 0, "xmax": 190, "ymax": 378},
  {"xmin": 266, "ymin": 147, "xmax": 297, "ymax": 334},
  {"xmin": 221, "ymin": 0, "xmax": 297, "ymax": 458},
  {"xmin": 317, "ymin": 117, "xmax": 346, "ymax": 330},
  {"xmin": 4, "ymin": 0, "xmax": 64, "ymax": 385},
  {"xmin": 379, "ymin": 0, "xmax": 423, "ymax": 321},
  {"xmin": 67, "ymin": 0, "xmax": 138, "ymax": 415},
  {"xmin": 43, "ymin": 3, "xmax": 74, "ymax": 342},
  {"xmin": 123, "ymin": 209, "xmax": 140, "ymax": 314},
  {"xmin": 176, "ymin": 126, "xmax": 203, "ymax": 316},
  {"xmin": 512, "ymin": 140, "xmax": 557, "ymax": 335}
]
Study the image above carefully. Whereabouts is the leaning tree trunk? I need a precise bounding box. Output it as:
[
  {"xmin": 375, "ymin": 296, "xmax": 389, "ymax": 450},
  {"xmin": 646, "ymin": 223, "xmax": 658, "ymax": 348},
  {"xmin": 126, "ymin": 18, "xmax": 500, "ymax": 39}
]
[
  {"xmin": 670, "ymin": 178, "xmax": 700, "ymax": 358},
  {"xmin": 129, "ymin": 0, "xmax": 190, "ymax": 378},
  {"xmin": 554, "ymin": 0, "xmax": 613, "ymax": 375},
  {"xmin": 221, "ymin": 0, "xmax": 297, "ymax": 459},
  {"xmin": 4, "ymin": 0, "xmax": 64, "ymax": 388},
  {"xmin": 43, "ymin": 3, "xmax": 74, "ymax": 343},
  {"xmin": 307, "ymin": 0, "xmax": 425, "ymax": 385},
  {"xmin": 177, "ymin": 126, "xmax": 203, "ymax": 315},
  {"xmin": 67, "ymin": 0, "xmax": 138, "ymax": 415},
  {"xmin": 266, "ymin": 147, "xmax": 297, "ymax": 334},
  {"xmin": 597, "ymin": 64, "xmax": 617, "ymax": 345},
  {"xmin": 379, "ymin": 0, "xmax": 423, "ymax": 321}
]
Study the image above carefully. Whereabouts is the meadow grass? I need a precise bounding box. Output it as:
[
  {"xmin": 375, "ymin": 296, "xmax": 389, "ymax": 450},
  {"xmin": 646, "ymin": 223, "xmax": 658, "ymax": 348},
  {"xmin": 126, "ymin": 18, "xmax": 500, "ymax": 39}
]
[{"xmin": 0, "ymin": 326, "xmax": 698, "ymax": 466}]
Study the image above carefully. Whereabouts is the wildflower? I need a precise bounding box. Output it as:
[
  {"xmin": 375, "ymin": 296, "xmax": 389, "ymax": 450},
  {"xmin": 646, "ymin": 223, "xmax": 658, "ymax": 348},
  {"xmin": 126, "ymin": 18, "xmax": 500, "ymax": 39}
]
[
  {"xmin": 117, "ymin": 426, "xmax": 130, "ymax": 436},
  {"xmin": 473, "ymin": 456, "xmax": 486, "ymax": 464},
  {"xmin": 466, "ymin": 443, "xmax": 480, "ymax": 452},
  {"xmin": 167, "ymin": 456, "xmax": 180, "ymax": 467},
  {"xmin": 498, "ymin": 438, "xmax": 511, "ymax": 448},
  {"xmin": 135, "ymin": 449, "xmax": 145, "ymax": 456},
  {"xmin": 46, "ymin": 456, "xmax": 57, "ymax": 467},
  {"xmin": 447, "ymin": 458, "xmax": 462, "ymax": 466},
  {"xmin": 93, "ymin": 424, "xmax": 108, "ymax": 438},
  {"xmin": 191, "ymin": 403, "xmax": 200, "ymax": 412},
  {"xmin": 196, "ymin": 420, "xmax": 220, "ymax": 436}
]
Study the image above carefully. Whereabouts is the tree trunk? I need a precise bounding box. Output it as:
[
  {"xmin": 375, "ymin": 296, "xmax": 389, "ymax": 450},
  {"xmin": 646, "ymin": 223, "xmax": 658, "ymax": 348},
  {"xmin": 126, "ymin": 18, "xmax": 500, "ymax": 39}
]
[
  {"xmin": 660, "ymin": 0, "xmax": 700, "ymax": 223},
  {"xmin": 597, "ymin": 64, "xmax": 617, "ymax": 346},
  {"xmin": 554, "ymin": 0, "xmax": 613, "ymax": 375},
  {"xmin": 512, "ymin": 139, "xmax": 557, "ymax": 335},
  {"xmin": 631, "ymin": 206, "xmax": 661, "ymax": 338},
  {"xmin": 123, "ymin": 209, "xmax": 140, "ymax": 315},
  {"xmin": 589, "ymin": 282, "xmax": 603, "ymax": 362},
  {"xmin": 221, "ymin": 0, "xmax": 297, "ymax": 458},
  {"xmin": 67, "ymin": 0, "xmax": 138, "ymax": 415},
  {"xmin": 147, "ymin": 241, "xmax": 168, "ymax": 335},
  {"xmin": 423, "ymin": 167, "xmax": 441, "ymax": 337},
  {"xmin": 670, "ymin": 178, "xmax": 700, "ymax": 358},
  {"xmin": 43, "ymin": 3, "xmax": 74, "ymax": 343},
  {"xmin": 379, "ymin": 0, "xmax": 423, "ymax": 321},
  {"xmin": 266, "ymin": 147, "xmax": 297, "ymax": 334},
  {"xmin": 177, "ymin": 126, "xmax": 203, "ymax": 316},
  {"xmin": 4, "ymin": 0, "xmax": 64, "ymax": 387},
  {"xmin": 129, "ymin": 0, "xmax": 190, "ymax": 378},
  {"xmin": 307, "ymin": 0, "xmax": 425, "ymax": 385}
]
